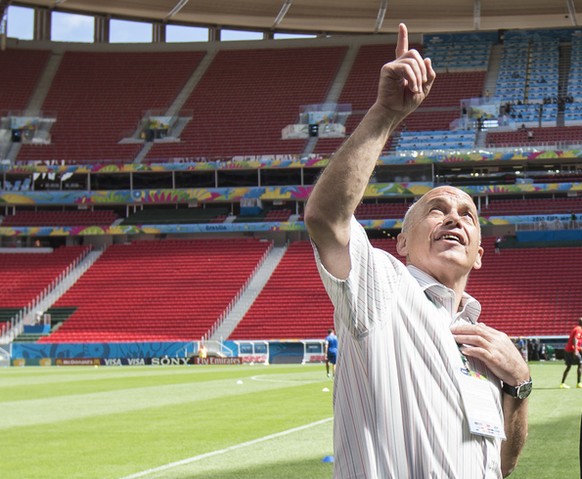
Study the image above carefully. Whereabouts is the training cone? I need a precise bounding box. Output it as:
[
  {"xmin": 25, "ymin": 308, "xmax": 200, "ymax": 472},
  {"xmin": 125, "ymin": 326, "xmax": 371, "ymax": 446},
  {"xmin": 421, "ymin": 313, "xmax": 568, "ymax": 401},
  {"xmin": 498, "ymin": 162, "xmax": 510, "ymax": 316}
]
[{"xmin": 322, "ymin": 455, "xmax": 335, "ymax": 463}]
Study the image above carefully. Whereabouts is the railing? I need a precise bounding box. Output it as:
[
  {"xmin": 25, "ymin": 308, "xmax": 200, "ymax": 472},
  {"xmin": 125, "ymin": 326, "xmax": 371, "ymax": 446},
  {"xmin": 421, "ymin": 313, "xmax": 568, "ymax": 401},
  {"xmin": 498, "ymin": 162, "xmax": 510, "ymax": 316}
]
[
  {"xmin": 0, "ymin": 245, "xmax": 95, "ymax": 344},
  {"xmin": 483, "ymin": 140, "xmax": 582, "ymax": 151},
  {"xmin": 204, "ymin": 241, "xmax": 275, "ymax": 341},
  {"xmin": 515, "ymin": 220, "xmax": 581, "ymax": 231}
]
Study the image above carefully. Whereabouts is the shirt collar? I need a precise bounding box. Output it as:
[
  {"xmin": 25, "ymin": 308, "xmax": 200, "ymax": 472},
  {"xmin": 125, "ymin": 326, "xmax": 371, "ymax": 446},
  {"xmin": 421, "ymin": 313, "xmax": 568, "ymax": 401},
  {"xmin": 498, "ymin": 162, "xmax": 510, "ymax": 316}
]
[{"xmin": 406, "ymin": 264, "xmax": 481, "ymax": 324}]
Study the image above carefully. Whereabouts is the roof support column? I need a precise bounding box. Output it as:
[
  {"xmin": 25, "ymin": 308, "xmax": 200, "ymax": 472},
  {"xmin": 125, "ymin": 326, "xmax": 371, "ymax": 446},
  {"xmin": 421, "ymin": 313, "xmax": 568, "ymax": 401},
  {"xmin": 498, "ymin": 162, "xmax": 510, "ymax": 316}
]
[
  {"xmin": 94, "ymin": 15, "xmax": 110, "ymax": 43},
  {"xmin": 153, "ymin": 22, "xmax": 166, "ymax": 43},
  {"xmin": 33, "ymin": 7, "xmax": 51, "ymax": 41}
]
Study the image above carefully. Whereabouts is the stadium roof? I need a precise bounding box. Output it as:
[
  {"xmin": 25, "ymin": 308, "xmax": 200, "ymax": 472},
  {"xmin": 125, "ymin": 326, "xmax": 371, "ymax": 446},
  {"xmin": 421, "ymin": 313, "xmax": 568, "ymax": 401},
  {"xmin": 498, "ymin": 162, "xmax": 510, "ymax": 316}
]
[{"xmin": 9, "ymin": 0, "xmax": 582, "ymax": 35}]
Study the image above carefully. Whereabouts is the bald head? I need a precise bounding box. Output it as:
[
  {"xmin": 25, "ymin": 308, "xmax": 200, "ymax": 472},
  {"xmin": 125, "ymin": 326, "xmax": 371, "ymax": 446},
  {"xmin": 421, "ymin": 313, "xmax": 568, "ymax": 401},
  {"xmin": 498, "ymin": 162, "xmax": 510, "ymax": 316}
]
[{"xmin": 402, "ymin": 186, "xmax": 479, "ymax": 235}]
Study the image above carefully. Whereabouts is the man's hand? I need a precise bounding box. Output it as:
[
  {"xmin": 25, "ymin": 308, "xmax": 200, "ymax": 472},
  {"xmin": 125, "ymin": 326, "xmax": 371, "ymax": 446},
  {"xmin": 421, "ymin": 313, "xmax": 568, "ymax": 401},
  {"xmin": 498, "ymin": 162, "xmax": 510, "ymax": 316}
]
[
  {"xmin": 452, "ymin": 323, "xmax": 531, "ymax": 477},
  {"xmin": 304, "ymin": 23, "xmax": 436, "ymax": 280},
  {"xmin": 450, "ymin": 322, "xmax": 530, "ymax": 386},
  {"xmin": 375, "ymin": 23, "xmax": 436, "ymax": 119}
]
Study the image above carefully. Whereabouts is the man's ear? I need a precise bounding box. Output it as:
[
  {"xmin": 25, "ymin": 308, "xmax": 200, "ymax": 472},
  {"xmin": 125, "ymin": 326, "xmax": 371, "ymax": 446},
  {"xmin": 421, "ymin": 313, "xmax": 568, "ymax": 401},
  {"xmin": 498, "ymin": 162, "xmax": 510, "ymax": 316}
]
[
  {"xmin": 472, "ymin": 244, "xmax": 484, "ymax": 270},
  {"xmin": 396, "ymin": 232, "xmax": 408, "ymax": 258}
]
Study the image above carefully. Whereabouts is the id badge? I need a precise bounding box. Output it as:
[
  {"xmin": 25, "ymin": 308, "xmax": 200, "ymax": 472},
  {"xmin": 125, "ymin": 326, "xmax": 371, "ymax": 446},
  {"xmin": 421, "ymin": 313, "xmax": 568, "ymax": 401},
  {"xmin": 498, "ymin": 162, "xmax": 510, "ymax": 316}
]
[{"xmin": 456, "ymin": 365, "xmax": 506, "ymax": 440}]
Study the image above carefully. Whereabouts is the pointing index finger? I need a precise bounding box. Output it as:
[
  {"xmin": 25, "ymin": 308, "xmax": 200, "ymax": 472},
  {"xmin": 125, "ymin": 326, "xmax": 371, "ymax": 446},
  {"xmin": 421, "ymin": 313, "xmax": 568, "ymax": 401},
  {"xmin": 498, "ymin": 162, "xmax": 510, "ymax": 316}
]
[{"xmin": 395, "ymin": 23, "xmax": 408, "ymax": 58}]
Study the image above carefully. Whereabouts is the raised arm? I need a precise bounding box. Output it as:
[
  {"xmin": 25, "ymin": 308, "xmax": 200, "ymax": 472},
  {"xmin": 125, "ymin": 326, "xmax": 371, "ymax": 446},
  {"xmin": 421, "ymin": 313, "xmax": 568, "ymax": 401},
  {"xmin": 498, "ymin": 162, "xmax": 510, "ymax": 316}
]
[{"xmin": 304, "ymin": 23, "xmax": 436, "ymax": 279}]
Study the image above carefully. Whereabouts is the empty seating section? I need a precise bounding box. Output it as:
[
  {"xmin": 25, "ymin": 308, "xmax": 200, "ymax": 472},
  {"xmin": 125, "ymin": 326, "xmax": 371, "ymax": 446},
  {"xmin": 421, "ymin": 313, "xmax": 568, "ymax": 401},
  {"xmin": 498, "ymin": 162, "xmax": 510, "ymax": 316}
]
[
  {"xmin": 313, "ymin": 43, "xmax": 415, "ymax": 155},
  {"xmin": 2, "ymin": 209, "xmax": 118, "ymax": 227},
  {"xmin": 232, "ymin": 236, "xmax": 582, "ymax": 340},
  {"xmin": 144, "ymin": 47, "xmax": 347, "ymax": 160},
  {"xmin": 6, "ymin": 32, "xmax": 582, "ymax": 159},
  {"xmin": 400, "ymin": 110, "xmax": 462, "ymax": 132},
  {"xmin": 121, "ymin": 207, "xmax": 229, "ymax": 225},
  {"xmin": 40, "ymin": 239, "xmax": 272, "ymax": 343},
  {"xmin": 264, "ymin": 209, "xmax": 292, "ymax": 221},
  {"xmin": 468, "ymin": 238, "xmax": 582, "ymax": 337},
  {"xmin": 16, "ymin": 51, "xmax": 205, "ymax": 163},
  {"xmin": 508, "ymin": 103, "xmax": 557, "ymax": 127},
  {"xmin": 486, "ymin": 126, "xmax": 582, "ymax": 147},
  {"xmin": 355, "ymin": 202, "xmax": 410, "ymax": 219},
  {"xmin": 495, "ymin": 33, "xmax": 559, "ymax": 129},
  {"xmin": 230, "ymin": 241, "xmax": 334, "ymax": 340},
  {"xmin": 481, "ymin": 197, "xmax": 582, "ymax": 216},
  {"xmin": 564, "ymin": 102, "xmax": 582, "ymax": 124},
  {"xmin": 0, "ymin": 49, "xmax": 50, "ymax": 112},
  {"xmin": 566, "ymin": 33, "xmax": 582, "ymax": 124},
  {"xmin": 0, "ymin": 246, "xmax": 89, "ymax": 308},
  {"xmin": 495, "ymin": 37, "xmax": 529, "ymax": 102},
  {"xmin": 424, "ymin": 37, "xmax": 491, "ymax": 73},
  {"xmin": 230, "ymin": 238, "xmax": 399, "ymax": 340},
  {"xmin": 336, "ymin": 44, "xmax": 401, "ymax": 111},
  {"xmin": 526, "ymin": 37, "xmax": 559, "ymax": 103},
  {"xmin": 420, "ymin": 72, "xmax": 486, "ymax": 108},
  {"xmin": 396, "ymin": 129, "xmax": 475, "ymax": 151},
  {"xmin": 424, "ymin": 39, "xmax": 491, "ymax": 72},
  {"xmin": 567, "ymin": 32, "xmax": 582, "ymax": 102}
]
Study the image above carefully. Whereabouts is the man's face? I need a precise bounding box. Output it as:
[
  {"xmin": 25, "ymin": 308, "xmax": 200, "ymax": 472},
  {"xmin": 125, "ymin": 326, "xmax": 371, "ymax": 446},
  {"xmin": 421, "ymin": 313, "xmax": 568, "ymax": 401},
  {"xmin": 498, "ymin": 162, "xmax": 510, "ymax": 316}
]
[{"xmin": 396, "ymin": 186, "xmax": 483, "ymax": 282}]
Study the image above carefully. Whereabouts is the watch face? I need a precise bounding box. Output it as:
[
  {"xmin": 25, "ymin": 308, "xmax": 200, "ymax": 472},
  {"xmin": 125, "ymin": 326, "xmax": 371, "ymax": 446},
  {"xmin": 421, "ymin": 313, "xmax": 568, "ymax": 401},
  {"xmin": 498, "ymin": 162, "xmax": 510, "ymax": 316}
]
[{"xmin": 517, "ymin": 381, "xmax": 533, "ymax": 399}]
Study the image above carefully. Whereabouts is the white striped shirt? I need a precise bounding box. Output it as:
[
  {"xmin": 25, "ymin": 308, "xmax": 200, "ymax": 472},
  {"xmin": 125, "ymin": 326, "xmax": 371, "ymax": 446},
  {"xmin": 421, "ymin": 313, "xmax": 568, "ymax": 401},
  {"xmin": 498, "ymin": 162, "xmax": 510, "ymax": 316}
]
[{"xmin": 313, "ymin": 218, "xmax": 503, "ymax": 479}]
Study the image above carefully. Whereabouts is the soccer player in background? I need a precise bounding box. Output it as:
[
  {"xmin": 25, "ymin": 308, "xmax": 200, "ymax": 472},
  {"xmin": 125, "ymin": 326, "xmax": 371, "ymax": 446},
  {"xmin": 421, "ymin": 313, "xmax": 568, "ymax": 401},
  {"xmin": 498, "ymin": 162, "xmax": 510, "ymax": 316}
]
[
  {"xmin": 560, "ymin": 317, "xmax": 582, "ymax": 389},
  {"xmin": 324, "ymin": 328, "xmax": 338, "ymax": 377}
]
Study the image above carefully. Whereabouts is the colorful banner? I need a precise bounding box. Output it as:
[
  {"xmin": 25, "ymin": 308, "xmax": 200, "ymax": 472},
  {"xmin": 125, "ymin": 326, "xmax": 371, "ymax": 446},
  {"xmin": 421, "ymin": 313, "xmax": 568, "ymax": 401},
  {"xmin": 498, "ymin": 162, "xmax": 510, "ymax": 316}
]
[
  {"xmin": 12, "ymin": 341, "xmax": 193, "ymax": 359},
  {"xmin": 3, "ymin": 148, "xmax": 582, "ymax": 175},
  {"xmin": 1, "ymin": 213, "xmax": 580, "ymax": 236},
  {"xmin": 1, "ymin": 182, "xmax": 580, "ymax": 207}
]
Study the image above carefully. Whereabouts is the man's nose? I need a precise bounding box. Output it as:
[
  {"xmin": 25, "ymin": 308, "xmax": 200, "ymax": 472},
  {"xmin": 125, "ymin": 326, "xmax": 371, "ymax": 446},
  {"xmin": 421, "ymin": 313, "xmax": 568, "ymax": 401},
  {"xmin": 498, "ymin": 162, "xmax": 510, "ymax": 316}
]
[{"xmin": 443, "ymin": 210, "xmax": 461, "ymax": 226}]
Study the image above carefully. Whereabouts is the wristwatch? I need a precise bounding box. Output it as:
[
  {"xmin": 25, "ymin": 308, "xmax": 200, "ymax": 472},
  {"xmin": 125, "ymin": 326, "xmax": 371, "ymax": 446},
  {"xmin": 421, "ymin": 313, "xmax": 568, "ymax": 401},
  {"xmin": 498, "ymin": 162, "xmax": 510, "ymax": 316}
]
[{"xmin": 502, "ymin": 378, "xmax": 533, "ymax": 399}]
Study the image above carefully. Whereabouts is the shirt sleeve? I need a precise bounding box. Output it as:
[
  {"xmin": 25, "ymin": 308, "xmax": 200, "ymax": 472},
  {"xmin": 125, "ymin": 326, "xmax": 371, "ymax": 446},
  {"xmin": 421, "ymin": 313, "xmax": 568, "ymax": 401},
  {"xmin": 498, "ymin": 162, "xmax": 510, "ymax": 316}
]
[{"xmin": 312, "ymin": 216, "xmax": 401, "ymax": 337}]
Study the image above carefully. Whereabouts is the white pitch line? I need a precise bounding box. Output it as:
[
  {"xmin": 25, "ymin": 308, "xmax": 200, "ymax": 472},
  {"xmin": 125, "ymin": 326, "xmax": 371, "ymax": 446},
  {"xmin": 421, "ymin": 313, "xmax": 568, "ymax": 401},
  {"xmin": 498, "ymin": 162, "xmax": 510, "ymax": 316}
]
[
  {"xmin": 250, "ymin": 374, "xmax": 323, "ymax": 384},
  {"xmin": 118, "ymin": 417, "xmax": 333, "ymax": 479}
]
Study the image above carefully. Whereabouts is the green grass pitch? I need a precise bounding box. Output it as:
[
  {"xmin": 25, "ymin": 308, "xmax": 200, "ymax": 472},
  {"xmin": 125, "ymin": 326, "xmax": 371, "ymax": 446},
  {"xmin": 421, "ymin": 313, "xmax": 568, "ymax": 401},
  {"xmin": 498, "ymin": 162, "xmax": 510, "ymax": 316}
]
[{"xmin": 0, "ymin": 361, "xmax": 579, "ymax": 478}]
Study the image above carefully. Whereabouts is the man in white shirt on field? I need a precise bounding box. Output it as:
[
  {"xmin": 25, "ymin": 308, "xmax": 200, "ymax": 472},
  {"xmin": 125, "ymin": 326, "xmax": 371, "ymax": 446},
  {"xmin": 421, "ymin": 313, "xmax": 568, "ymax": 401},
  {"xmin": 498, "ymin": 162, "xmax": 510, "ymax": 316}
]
[{"xmin": 305, "ymin": 23, "xmax": 530, "ymax": 479}]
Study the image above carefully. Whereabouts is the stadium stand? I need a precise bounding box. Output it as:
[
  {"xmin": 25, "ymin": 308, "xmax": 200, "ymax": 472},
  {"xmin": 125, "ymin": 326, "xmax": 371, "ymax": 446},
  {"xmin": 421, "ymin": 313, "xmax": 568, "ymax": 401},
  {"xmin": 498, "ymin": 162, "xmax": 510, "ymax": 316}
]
[
  {"xmin": 354, "ymin": 201, "xmax": 410, "ymax": 219},
  {"xmin": 0, "ymin": 49, "xmax": 50, "ymax": 112},
  {"xmin": 1, "ymin": 209, "xmax": 118, "ymax": 227},
  {"xmin": 468, "ymin": 238, "xmax": 582, "ymax": 337},
  {"xmin": 229, "ymin": 236, "xmax": 581, "ymax": 340},
  {"xmin": 395, "ymin": 129, "xmax": 476, "ymax": 151},
  {"xmin": 486, "ymin": 125, "xmax": 582, "ymax": 147},
  {"xmin": 0, "ymin": 246, "xmax": 90, "ymax": 309},
  {"xmin": 495, "ymin": 36, "xmax": 529, "ymax": 103},
  {"xmin": 481, "ymin": 197, "xmax": 582, "ymax": 216},
  {"xmin": 16, "ymin": 51, "xmax": 206, "ymax": 163},
  {"xmin": 567, "ymin": 31, "xmax": 582, "ymax": 103},
  {"xmin": 121, "ymin": 207, "xmax": 229, "ymax": 225},
  {"xmin": 229, "ymin": 241, "xmax": 335, "ymax": 340},
  {"xmin": 1, "ymin": 26, "xmax": 582, "ymax": 349},
  {"xmin": 39, "ymin": 239, "xmax": 272, "ymax": 342},
  {"xmin": 423, "ymin": 37, "xmax": 492, "ymax": 72},
  {"xmin": 144, "ymin": 46, "xmax": 347, "ymax": 160},
  {"xmin": 420, "ymin": 71, "xmax": 486, "ymax": 108}
]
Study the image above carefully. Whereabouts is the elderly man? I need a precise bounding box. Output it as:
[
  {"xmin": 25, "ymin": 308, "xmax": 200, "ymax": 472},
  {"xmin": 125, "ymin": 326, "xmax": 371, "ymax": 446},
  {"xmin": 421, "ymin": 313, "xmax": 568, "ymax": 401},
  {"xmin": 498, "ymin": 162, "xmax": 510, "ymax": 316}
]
[{"xmin": 304, "ymin": 23, "xmax": 530, "ymax": 479}]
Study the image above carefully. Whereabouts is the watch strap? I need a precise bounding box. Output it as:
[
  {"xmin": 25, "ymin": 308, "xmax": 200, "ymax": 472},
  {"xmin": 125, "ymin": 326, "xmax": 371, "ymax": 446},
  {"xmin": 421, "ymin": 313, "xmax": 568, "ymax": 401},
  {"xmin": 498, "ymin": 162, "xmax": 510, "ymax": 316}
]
[{"xmin": 502, "ymin": 378, "xmax": 532, "ymax": 399}]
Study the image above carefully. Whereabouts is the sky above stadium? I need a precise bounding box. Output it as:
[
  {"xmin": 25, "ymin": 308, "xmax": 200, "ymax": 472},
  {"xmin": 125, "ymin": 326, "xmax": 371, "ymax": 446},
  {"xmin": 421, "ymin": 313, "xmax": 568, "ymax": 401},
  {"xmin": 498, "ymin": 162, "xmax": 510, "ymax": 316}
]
[{"xmin": 5, "ymin": 5, "xmax": 314, "ymax": 43}]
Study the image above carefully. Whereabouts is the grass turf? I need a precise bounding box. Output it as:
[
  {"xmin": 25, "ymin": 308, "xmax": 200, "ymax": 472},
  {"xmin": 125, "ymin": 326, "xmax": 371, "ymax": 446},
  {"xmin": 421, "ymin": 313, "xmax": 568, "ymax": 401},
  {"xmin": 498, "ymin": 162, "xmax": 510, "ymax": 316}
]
[{"xmin": 0, "ymin": 361, "xmax": 579, "ymax": 478}]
